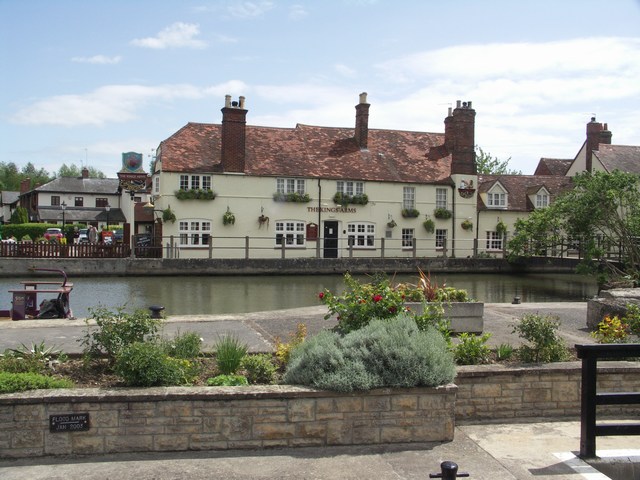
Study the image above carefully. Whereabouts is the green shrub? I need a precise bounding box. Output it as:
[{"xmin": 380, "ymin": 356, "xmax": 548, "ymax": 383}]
[
  {"xmin": 207, "ymin": 374, "xmax": 249, "ymax": 386},
  {"xmin": 0, "ymin": 353, "xmax": 46, "ymax": 374},
  {"xmin": 0, "ymin": 372, "xmax": 73, "ymax": 393},
  {"xmin": 495, "ymin": 343, "xmax": 515, "ymax": 361},
  {"xmin": 160, "ymin": 331, "xmax": 203, "ymax": 359},
  {"xmin": 80, "ymin": 306, "xmax": 161, "ymax": 361},
  {"xmin": 453, "ymin": 333, "xmax": 492, "ymax": 365},
  {"xmin": 513, "ymin": 314, "xmax": 570, "ymax": 363},
  {"xmin": 274, "ymin": 323, "xmax": 307, "ymax": 366},
  {"xmin": 591, "ymin": 314, "xmax": 630, "ymax": 343},
  {"xmin": 114, "ymin": 342, "xmax": 197, "ymax": 386},
  {"xmin": 1, "ymin": 341, "xmax": 67, "ymax": 374},
  {"xmin": 214, "ymin": 334, "xmax": 248, "ymax": 375},
  {"xmin": 320, "ymin": 273, "xmax": 406, "ymax": 333},
  {"xmin": 283, "ymin": 315, "xmax": 455, "ymax": 392},
  {"xmin": 240, "ymin": 354, "xmax": 278, "ymax": 384}
]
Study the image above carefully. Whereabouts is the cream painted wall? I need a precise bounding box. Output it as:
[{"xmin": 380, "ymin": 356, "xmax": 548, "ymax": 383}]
[{"xmin": 154, "ymin": 172, "xmax": 480, "ymax": 259}]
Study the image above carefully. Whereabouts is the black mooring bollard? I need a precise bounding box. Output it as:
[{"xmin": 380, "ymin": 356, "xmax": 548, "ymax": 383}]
[
  {"xmin": 429, "ymin": 460, "xmax": 470, "ymax": 479},
  {"xmin": 149, "ymin": 305, "xmax": 165, "ymax": 319}
]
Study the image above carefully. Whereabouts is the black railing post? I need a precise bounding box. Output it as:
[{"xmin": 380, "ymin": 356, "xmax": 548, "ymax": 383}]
[{"xmin": 580, "ymin": 354, "xmax": 598, "ymax": 458}]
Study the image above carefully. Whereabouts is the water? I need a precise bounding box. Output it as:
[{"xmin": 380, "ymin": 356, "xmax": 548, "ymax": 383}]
[{"xmin": 0, "ymin": 272, "xmax": 597, "ymax": 319}]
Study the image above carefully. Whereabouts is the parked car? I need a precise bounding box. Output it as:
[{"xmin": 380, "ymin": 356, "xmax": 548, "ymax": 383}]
[
  {"xmin": 44, "ymin": 228, "xmax": 64, "ymax": 241},
  {"xmin": 78, "ymin": 229, "xmax": 89, "ymax": 243}
]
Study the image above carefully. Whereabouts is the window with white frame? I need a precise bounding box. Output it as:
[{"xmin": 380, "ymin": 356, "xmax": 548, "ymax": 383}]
[
  {"xmin": 275, "ymin": 221, "xmax": 305, "ymax": 247},
  {"xmin": 277, "ymin": 178, "xmax": 305, "ymax": 194},
  {"xmin": 487, "ymin": 184, "xmax": 507, "ymax": 208},
  {"xmin": 347, "ymin": 222, "xmax": 375, "ymax": 248},
  {"xmin": 337, "ymin": 181, "xmax": 364, "ymax": 196},
  {"xmin": 486, "ymin": 231, "xmax": 503, "ymax": 250},
  {"xmin": 403, "ymin": 186, "xmax": 415, "ymax": 210},
  {"xmin": 435, "ymin": 229, "xmax": 447, "ymax": 249},
  {"xmin": 402, "ymin": 228, "xmax": 414, "ymax": 248},
  {"xmin": 436, "ymin": 188, "xmax": 448, "ymax": 209},
  {"xmin": 179, "ymin": 220, "xmax": 211, "ymax": 247},
  {"xmin": 536, "ymin": 189, "xmax": 549, "ymax": 208},
  {"xmin": 154, "ymin": 176, "xmax": 160, "ymax": 194},
  {"xmin": 179, "ymin": 175, "xmax": 212, "ymax": 191}
]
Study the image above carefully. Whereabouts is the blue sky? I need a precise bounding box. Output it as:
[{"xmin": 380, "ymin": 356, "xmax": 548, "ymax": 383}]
[{"xmin": 1, "ymin": 0, "xmax": 639, "ymax": 178}]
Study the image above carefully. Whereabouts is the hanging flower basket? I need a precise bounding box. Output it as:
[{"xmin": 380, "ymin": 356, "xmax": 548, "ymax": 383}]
[
  {"xmin": 162, "ymin": 207, "xmax": 176, "ymax": 224},
  {"xmin": 461, "ymin": 219, "xmax": 473, "ymax": 231},
  {"xmin": 223, "ymin": 208, "xmax": 236, "ymax": 226},
  {"xmin": 423, "ymin": 218, "xmax": 435, "ymax": 233},
  {"xmin": 387, "ymin": 220, "xmax": 397, "ymax": 229},
  {"xmin": 496, "ymin": 221, "xmax": 507, "ymax": 235}
]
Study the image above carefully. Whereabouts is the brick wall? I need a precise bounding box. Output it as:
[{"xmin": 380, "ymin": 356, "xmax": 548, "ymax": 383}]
[{"xmin": 0, "ymin": 385, "xmax": 456, "ymax": 459}]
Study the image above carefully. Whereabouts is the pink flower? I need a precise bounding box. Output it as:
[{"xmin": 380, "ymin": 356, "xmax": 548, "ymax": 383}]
[
  {"xmin": 372, "ymin": 294, "xmax": 383, "ymax": 303},
  {"xmin": 318, "ymin": 292, "xmax": 325, "ymax": 300}
]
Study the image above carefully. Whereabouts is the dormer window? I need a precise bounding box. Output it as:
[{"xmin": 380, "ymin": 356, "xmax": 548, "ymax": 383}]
[
  {"xmin": 487, "ymin": 184, "xmax": 507, "ymax": 208},
  {"xmin": 536, "ymin": 188, "xmax": 549, "ymax": 208}
]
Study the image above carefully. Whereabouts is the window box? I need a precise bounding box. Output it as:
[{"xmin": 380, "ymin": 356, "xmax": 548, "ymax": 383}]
[
  {"xmin": 401, "ymin": 208, "xmax": 420, "ymax": 218},
  {"xmin": 333, "ymin": 192, "xmax": 368, "ymax": 206},
  {"xmin": 273, "ymin": 192, "xmax": 311, "ymax": 203},
  {"xmin": 434, "ymin": 208, "xmax": 452, "ymax": 219},
  {"xmin": 175, "ymin": 189, "xmax": 217, "ymax": 200}
]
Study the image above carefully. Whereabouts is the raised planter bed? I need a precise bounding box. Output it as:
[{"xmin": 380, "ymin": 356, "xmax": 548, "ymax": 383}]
[{"xmin": 406, "ymin": 302, "xmax": 484, "ymax": 333}]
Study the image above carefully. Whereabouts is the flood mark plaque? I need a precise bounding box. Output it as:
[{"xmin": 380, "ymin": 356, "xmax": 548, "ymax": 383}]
[{"xmin": 49, "ymin": 413, "xmax": 90, "ymax": 432}]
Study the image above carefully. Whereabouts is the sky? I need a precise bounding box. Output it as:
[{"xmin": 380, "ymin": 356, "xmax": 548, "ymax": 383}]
[{"xmin": 1, "ymin": 0, "xmax": 640, "ymax": 179}]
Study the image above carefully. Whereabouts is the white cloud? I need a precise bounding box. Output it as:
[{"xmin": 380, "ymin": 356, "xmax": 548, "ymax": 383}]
[
  {"xmin": 131, "ymin": 22, "xmax": 207, "ymax": 49},
  {"xmin": 10, "ymin": 84, "xmax": 224, "ymax": 127},
  {"xmin": 334, "ymin": 64, "xmax": 356, "ymax": 78},
  {"xmin": 71, "ymin": 55, "xmax": 122, "ymax": 65},
  {"xmin": 289, "ymin": 4, "xmax": 308, "ymax": 20},
  {"xmin": 227, "ymin": 1, "xmax": 274, "ymax": 18}
]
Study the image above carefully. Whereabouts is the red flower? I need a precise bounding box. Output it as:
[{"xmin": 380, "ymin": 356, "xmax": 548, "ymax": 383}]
[
  {"xmin": 389, "ymin": 306, "xmax": 397, "ymax": 313},
  {"xmin": 318, "ymin": 292, "xmax": 325, "ymax": 300},
  {"xmin": 372, "ymin": 294, "xmax": 383, "ymax": 303}
]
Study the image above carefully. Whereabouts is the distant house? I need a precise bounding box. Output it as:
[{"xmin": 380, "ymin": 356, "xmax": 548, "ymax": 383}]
[
  {"xmin": 19, "ymin": 168, "xmax": 126, "ymax": 227},
  {"xmin": 0, "ymin": 190, "xmax": 19, "ymax": 224},
  {"xmin": 150, "ymin": 94, "xmax": 481, "ymax": 259}
]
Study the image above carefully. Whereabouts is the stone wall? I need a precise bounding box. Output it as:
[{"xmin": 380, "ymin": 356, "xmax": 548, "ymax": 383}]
[
  {"xmin": 0, "ymin": 385, "xmax": 456, "ymax": 459},
  {"xmin": 586, "ymin": 288, "xmax": 640, "ymax": 329},
  {"xmin": 455, "ymin": 361, "xmax": 640, "ymax": 421}
]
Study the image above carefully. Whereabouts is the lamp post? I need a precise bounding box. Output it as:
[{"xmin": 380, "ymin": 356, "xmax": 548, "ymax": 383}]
[
  {"xmin": 105, "ymin": 204, "xmax": 111, "ymax": 231},
  {"xmin": 61, "ymin": 202, "xmax": 66, "ymax": 225}
]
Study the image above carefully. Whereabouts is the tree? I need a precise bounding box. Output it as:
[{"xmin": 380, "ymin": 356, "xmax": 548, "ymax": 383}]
[
  {"xmin": 9, "ymin": 206, "xmax": 29, "ymax": 224},
  {"xmin": 0, "ymin": 162, "xmax": 53, "ymax": 191},
  {"xmin": 58, "ymin": 163, "xmax": 105, "ymax": 178},
  {"xmin": 475, "ymin": 147, "xmax": 521, "ymax": 175},
  {"xmin": 508, "ymin": 170, "xmax": 640, "ymax": 284}
]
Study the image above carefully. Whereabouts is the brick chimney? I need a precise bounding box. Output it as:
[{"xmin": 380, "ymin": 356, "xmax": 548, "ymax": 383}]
[
  {"xmin": 221, "ymin": 95, "xmax": 247, "ymax": 173},
  {"xmin": 20, "ymin": 178, "xmax": 31, "ymax": 194},
  {"xmin": 447, "ymin": 100, "xmax": 477, "ymax": 175},
  {"xmin": 585, "ymin": 117, "xmax": 611, "ymax": 173},
  {"xmin": 354, "ymin": 92, "xmax": 370, "ymax": 149}
]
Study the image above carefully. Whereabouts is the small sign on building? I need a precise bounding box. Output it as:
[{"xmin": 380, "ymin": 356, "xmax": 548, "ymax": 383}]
[{"xmin": 49, "ymin": 413, "xmax": 90, "ymax": 433}]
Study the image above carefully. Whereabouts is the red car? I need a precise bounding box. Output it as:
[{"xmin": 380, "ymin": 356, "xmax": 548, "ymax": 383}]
[{"xmin": 44, "ymin": 228, "xmax": 64, "ymax": 241}]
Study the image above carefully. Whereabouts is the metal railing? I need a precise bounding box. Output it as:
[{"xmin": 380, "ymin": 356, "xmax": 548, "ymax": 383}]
[{"xmin": 575, "ymin": 343, "xmax": 640, "ymax": 458}]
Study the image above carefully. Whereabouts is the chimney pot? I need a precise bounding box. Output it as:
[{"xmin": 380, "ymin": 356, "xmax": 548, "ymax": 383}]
[
  {"xmin": 239, "ymin": 96, "xmax": 245, "ymax": 108},
  {"xmin": 225, "ymin": 95, "xmax": 231, "ymax": 108},
  {"xmin": 456, "ymin": 100, "xmax": 461, "ymax": 108},
  {"xmin": 359, "ymin": 92, "xmax": 368, "ymax": 104}
]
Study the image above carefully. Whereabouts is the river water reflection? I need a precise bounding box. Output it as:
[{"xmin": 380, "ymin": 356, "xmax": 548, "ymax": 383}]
[{"xmin": 0, "ymin": 272, "xmax": 597, "ymax": 319}]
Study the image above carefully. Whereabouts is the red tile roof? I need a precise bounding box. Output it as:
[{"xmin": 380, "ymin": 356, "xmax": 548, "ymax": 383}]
[
  {"xmin": 533, "ymin": 158, "xmax": 572, "ymax": 176},
  {"xmin": 477, "ymin": 175, "xmax": 573, "ymax": 211},
  {"xmin": 158, "ymin": 122, "xmax": 453, "ymax": 184}
]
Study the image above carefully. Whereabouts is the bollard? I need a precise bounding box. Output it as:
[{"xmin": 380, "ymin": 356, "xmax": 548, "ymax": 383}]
[
  {"xmin": 429, "ymin": 461, "xmax": 470, "ymax": 479},
  {"xmin": 148, "ymin": 305, "xmax": 165, "ymax": 319}
]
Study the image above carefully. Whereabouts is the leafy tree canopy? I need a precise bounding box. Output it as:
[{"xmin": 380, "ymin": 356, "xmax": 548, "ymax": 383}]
[
  {"xmin": 508, "ymin": 170, "xmax": 640, "ymax": 284},
  {"xmin": 57, "ymin": 164, "xmax": 105, "ymax": 178},
  {"xmin": 0, "ymin": 162, "xmax": 52, "ymax": 191},
  {"xmin": 475, "ymin": 146, "xmax": 522, "ymax": 175}
]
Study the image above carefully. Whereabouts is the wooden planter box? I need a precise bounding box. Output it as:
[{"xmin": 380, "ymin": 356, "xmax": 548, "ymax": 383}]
[{"xmin": 406, "ymin": 302, "xmax": 484, "ymax": 333}]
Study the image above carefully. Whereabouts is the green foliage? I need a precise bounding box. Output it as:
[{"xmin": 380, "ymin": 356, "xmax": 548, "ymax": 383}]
[
  {"xmin": 453, "ymin": 333, "xmax": 492, "ymax": 365},
  {"xmin": 333, "ymin": 192, "xmax": 369, "ymax": 206},
  {"xmin": 58, "ymin": 163, "xmax": 105, "ymax": 178},
  {"xmin": 513, "ymin": 314, "xmax": 570, "ymax": 363},
  {"xmin": 496, "ymin": 221, "xmax": 507, "ymax": 235},
  {"xmin": 412, "ymin": 303, "xmax": 450, "ymax": 339},
  {"xmin": 162, "ymin": 207, "xmax": 177, "ymax": 223},
  {"xmin": 591, "ymin": 314, "xmax": 630, "ymax": 343},
  {"xmin": 320, "ymin": 273, "xmax": 406, "ymax": 333},
  {"xmin": 274, "ymin": 323, "xmax": 307, "ymax": 366},
  {"xmin": 0, "ymin": 352, "xmax": 47, "ymax": 374},
  {"xmin": 160, "ymin": 331, "xmax": 202, "ymax": 359},
  {"xmin": 207, "ymin": 374, "xmax": 249, "ymax": 386},
  {"xmin": 5, "ymin": 341, "xmax": 67, "ymax": 369},
  {"xmin": 495, "ymin": 343, "xmax": 515, "ymax": 361},
  {"xmin": 272, "ymin": 192, "xmax": 311, "ymax": 203},
  {"xmin": 461, "ymin": 219, "xmax": 473, "ymax": 231},
  {"xmin": 283, "ymin": 315, "xmax": 456, "ymax": 392},
  {"xmin": 114, "ymin": 342, "xmax": 198, "ymax": 386},
  {"xmin": 624, "ymin": 303, "xmax": 640, "ymax": 336},
  {"xmin": 9, "ymin": 206, "xmax": 28, "ymax": 224},
  {"xmin": 80, "ymin": 306, "xmax": 161, "ymax": 362},
  {"xmin": 0, "ymin": 161, "xmax": 53, "ymax": 191},
  {"xmin": 434, "ymin": 207, "xmax": 452, "ymax": 219},
  {"xmin": 401, "ymin": 208, "xmax": 420, "ymax": 218},
  {"xmin": 222, "ymin": 208, "xmax": 236, "ymax": 225},
  {"xmin": 175, "ymin": 188, "xmax": 217, "ymax": 200},
  {"xmin": 423, "ymin": 218, "xmax": 435, "ymax": 233},
  {"xmin": 475, "ymin": 146, "xmax": 521, "ymax": 175},
  {"xmin": 1, "ymin": 222, "xmax": 63, "ymax": 240},
  {"xmin": 508, "ymin": 171, "xmax": 640, "ymax": 283},
  {"xmin": 0, "ymin": 371, "xmax": 74, "ymax": 393},
  {"xmin": 214, "ymin": 334, "xmax": 248, "ymax": 375},
  {"xmin": 240, "ymin": 354, "xmax": 278, "ymax": 384}
]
